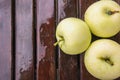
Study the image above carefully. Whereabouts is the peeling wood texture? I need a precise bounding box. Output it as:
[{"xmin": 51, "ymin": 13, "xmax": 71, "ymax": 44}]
[
  {"xmin": 15, "ymin": 0, "xmax": 34, "ymax": 80},
  {"xmin": 0, "ymin": 0, "xmax": 119, "ymax": 80},
  {"xmin": 36, "ymin": 0, "xmax": 56, "ymax": 80}
]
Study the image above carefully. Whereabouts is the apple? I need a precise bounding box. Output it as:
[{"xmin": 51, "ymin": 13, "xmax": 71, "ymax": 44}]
[
  {"xmin": 84, "ymin": 39, "xmax": 120, "ymax": 80},
  {"xmin": 54, "ymin": 17, "xmax": 91, "ymax": 55},
  {"xmin": 84, "ymin": 0, "xmax": 120, "ymax": 38}
]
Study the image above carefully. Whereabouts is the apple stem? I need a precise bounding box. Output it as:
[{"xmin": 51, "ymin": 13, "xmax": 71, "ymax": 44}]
[
  {"xmin": 100, "ymin": 57, "xmax": 114, "ymax": 66},
  {"xmin": 54, "ymin": 40, "xmax": 63, "ymax": 46},
  {"xmin": 54, "ymin": 41, "xmax": 59, "ymax": 46},
  {"xmin": 105, "ymin": 59, "xmax": 114, "ymax": 66},
  {"xmin": 107, "ymin": 10, "xmax": 119, "ymax": 15}
]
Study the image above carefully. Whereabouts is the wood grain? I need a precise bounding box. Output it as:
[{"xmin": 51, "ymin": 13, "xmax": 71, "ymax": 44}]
[
  {"xmin": 57, "ymin": 0, "xmax": 80, "ymax": 80},
  {"xmin": 0, "ymin": 0, "xmax": 119, "ymax": 80},
  {"xmin": 36, "ymin": 0, "xmax": 56, "ymax": 80},
  {"xmin": 0, "ymin": 0, "xmax": 12, "ymax": 80},
  {"xmin": 15, "ymin": 0, "xmax": 34, "ymax": 80}
]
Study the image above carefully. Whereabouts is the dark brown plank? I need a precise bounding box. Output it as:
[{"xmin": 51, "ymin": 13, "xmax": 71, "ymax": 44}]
[
  {"xmin": 111, "ymin": 0, "xmax": 120, "ymax": 80},
  {"xmin": 57, "ymin": 0, "xmax": 79, "ymax": 80},
  {"xmin": 79, "ymin": 0, "xmax": 98, "ymax": 19},
  {"xmin": 79, "ymin": 0, "xmax": 98, "ymax": 80},
  {"xmin": 0, "ymin": 0, "xmax": 12, "ymax": 80},
  {"xmin": 15, "ymin": 0, "xmax": 34, "ymax": 80},
  {"xmin": 79, "ymin": 0, "xmax": 120, "ymax": 80},
  {"xmin": 112, "ymin": 1, "xmax": 120, "ymax": 45},
  {"xmin": 36, "ymin": 0, "xmax": 56, "ymax": 80}
]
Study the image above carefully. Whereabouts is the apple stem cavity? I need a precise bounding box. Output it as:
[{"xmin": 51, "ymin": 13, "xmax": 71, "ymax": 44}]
[
  {"xmin": 100, "ymin": 57, "xmax": 114, "ymax": 66},
  {"xmin": 54, "ymin": 35, "xmax": 64, "ymax": 46},
  {"xmin": 106, "ymin": 10, "xmax": 119, "ymax": 15}
]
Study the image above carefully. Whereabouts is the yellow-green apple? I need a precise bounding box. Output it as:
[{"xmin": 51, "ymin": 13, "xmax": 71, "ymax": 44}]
[
  {"xmin": 84, "ymin": 39, "xmax": 120, "ymax": 80},
  {"xmin": 54, "ymin": 17, "xmax": 91, "ymax": 55},
  {"xmin": 84, "ymin": 0, "xmax": 120, "ymax": 38}
]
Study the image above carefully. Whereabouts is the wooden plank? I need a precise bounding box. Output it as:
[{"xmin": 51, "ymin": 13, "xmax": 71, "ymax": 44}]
[
  {"xmin": 111, "ymin": 0, "xmax": 120, "ymax": 79},
  {"xmin": 57, "ymin": 0, "xmax": 80, "ymax": 80},
  {"xmin": 112, "ymin": 1, "xmax": 120, "ymax": 44},
  {"xmin": 79, "ymin": 0, "xmax": 101, "ymax": 80},
  {"xmin": 36, "ymin": 0, "xmax": 56, "ymax": 80},
  {"xmin": 79, "ymin": 0, "xmax": 120, "ymax": 80},
  {"xmin": 0, "ymin": 0, "xmax": 12, "ymax": 80},
  {"xmin": 15, "ymin": 0, "xmax": 34, "ymax": 80},
  {"xmin": 79, "ymin": 0, "xmax": 98, "ymax": 79}
]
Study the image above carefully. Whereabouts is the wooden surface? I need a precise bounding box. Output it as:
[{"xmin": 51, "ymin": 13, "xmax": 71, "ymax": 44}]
[
  {"xmin": 36, "ymin": 0, "xmax": 56, "ymax": 80},
  {"xmin": 79, "ymin": 0, "xmax": 98, "ymax": 80},
  {"xmin": 57, "ymin": 0, "xmax": 79, "ymax": 80},
  {"xmin": 15, "ymin": 0, "xmax": 34, "ymax": 80},
  {"xmin": 0, "ymin": 0, "xmax": 120, "ymax": 80},
  {"xmin": 0, "ymin": 0, "xmax": 12, "ymax": 80}
]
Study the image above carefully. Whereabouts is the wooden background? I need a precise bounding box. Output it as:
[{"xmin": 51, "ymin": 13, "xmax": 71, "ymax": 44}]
[{"xmin": 0, "ymin": 0, "xmax": 120, "ymax": 80}]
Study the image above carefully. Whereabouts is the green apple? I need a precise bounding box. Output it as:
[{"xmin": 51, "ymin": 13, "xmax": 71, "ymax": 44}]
[
  {"xmin": 85, "ymin": 0, "xmax": 120, "ymax": 38},
  {"xmin": 84, "ymin": 39, "xmax": 120, "ymax": 80},
  {"xmin": 54, "ymin": 17, "xmax": 91, "ymax": 55}
]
